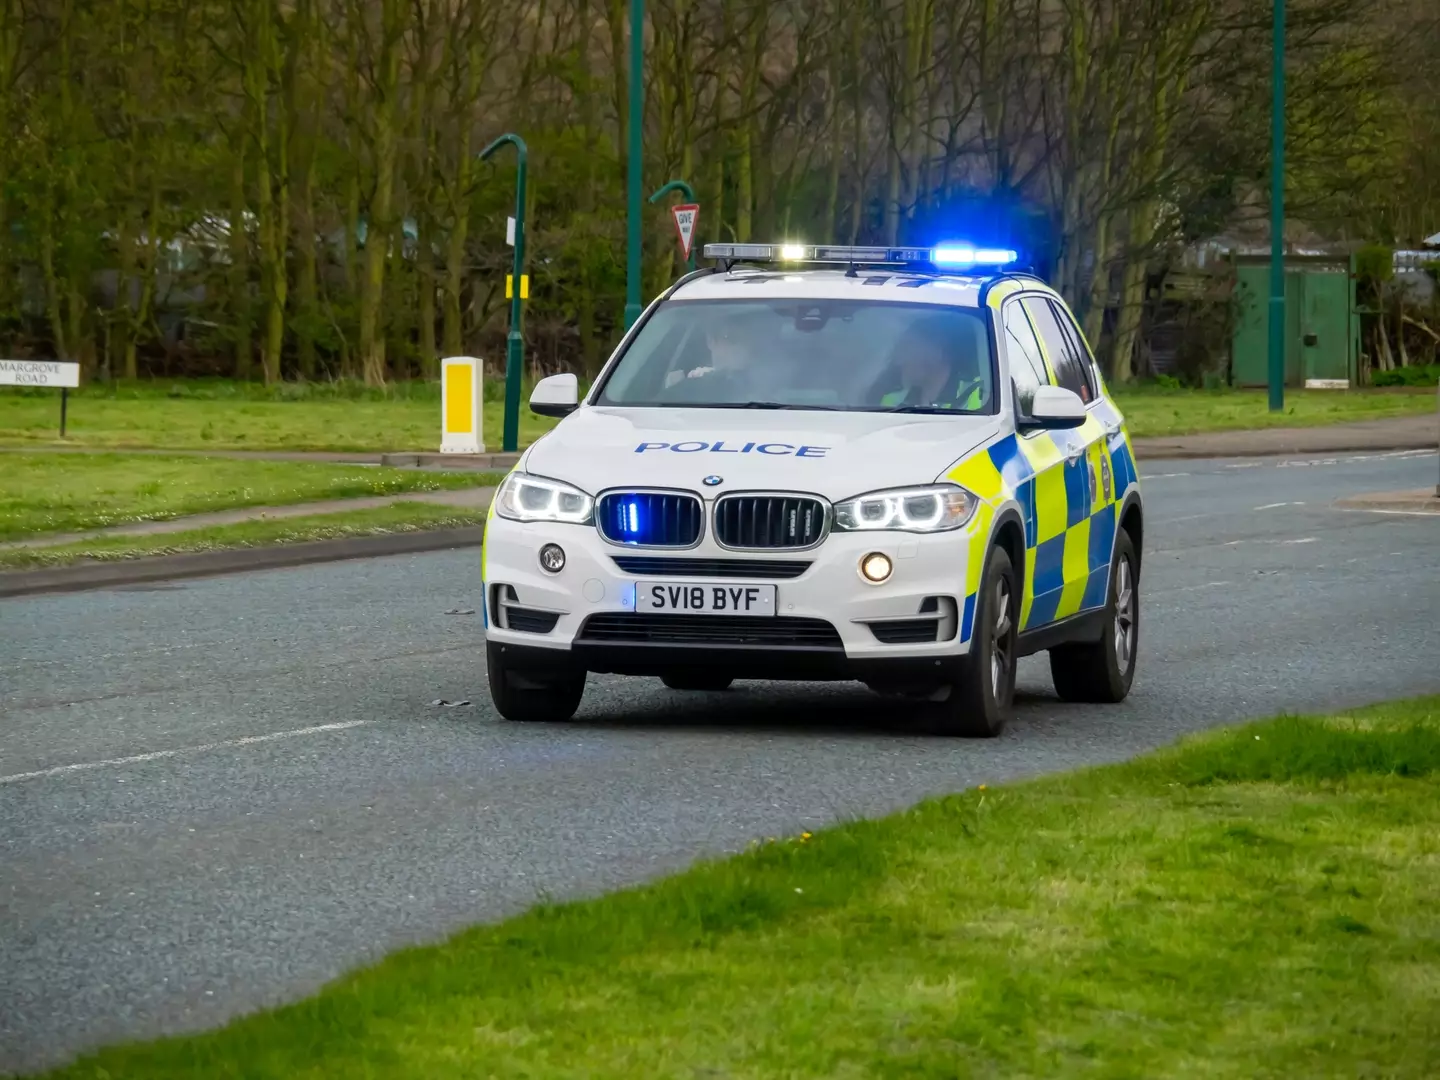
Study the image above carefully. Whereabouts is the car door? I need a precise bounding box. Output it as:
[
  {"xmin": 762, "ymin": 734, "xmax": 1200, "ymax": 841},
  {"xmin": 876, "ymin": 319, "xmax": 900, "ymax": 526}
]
[
  {"xmin": 998, "ymin": 296, "xmax": 1067, "ymax": 632},
  {"xmin": 1020, "ymin": 295, "xmax": 1108, "ymax": 625}
]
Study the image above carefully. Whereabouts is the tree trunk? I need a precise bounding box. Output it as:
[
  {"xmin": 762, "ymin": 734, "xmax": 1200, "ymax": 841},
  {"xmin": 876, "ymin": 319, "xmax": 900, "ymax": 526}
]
[
  {"xmin": 229, "ymin": 143, "xmax": 252, "ymax": 379},
  {"xmin": 358, "ymin": 0, "xmax": 402, "ymax": 388},
  {"xmin": 293, "ymin": 0, "xmax": 321, "ymax": 379},
  {"xmin": 848, "ymin": 10, "xmax": 863, "ymax": 243},
  {"xmin": 1110, "ymin": 201, "xmax": 1156, "ymax": 382},
  {"xmin": 734, "ymin": 14, "xmax": 761, "ymax": 241}
]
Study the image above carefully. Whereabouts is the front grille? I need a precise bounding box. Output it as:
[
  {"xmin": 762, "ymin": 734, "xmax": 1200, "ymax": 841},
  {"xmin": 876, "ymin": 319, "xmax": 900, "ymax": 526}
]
[
  {"xmin": 506, "ymin": 608, "xmax": 561, "ymax": 634},
  {"xmin": 596, "ymin": 492, "xmax": 703, "ymax": 547},
  {"xmin": 713, "ymin": 494, "xmax": 828, "ymax": 549},
  {"xmin": 577, "ymin": 614, "xmax": 843, "ymax": 649},
  {"xmin": 869, "ymin": 619, "xmax": 940, "ymax": 644},
  {"xmin": 611, "ymin": 556, "xmax": 811, "ymax": 580}
]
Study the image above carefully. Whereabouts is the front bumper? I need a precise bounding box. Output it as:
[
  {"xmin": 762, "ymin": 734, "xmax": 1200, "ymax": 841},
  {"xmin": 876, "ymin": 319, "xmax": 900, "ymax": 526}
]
[{"xmin": 482, "ymin": 512, "xmax": 983, "ymax": 682}]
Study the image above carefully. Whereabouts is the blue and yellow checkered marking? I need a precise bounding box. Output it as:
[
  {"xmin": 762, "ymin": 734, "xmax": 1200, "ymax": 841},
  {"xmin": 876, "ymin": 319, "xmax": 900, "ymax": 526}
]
[
  {"xmin": 949, "ymin": 415, "xmax": 1134, "ymax": 639},
  {"xmin": 941, "ymin": 284, "xmax": 1140, "ymax": 643}
]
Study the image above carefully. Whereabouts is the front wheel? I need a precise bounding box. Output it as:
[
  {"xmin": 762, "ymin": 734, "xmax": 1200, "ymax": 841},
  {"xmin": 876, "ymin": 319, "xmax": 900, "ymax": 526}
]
[
  {"xmin": 1049, "ymin": 529, "xmax": 1139, "ymax": 703},
  {"xmin": 486, "ymin": 640, "xmax": 586, "ymax": 722},
  {"xmin": 921, "ymin": 544, "xmax": 1018, "ymax": 738}
]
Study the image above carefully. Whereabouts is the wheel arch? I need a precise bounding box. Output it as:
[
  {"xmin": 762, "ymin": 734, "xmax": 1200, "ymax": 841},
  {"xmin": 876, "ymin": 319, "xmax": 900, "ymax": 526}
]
[
  {"xmin": 1117, "ymin": 493, "xmax": 1144, "ymax": 572},
  {"xmin": 988, "ymin": 505, "xmax": 1028, "ymax": 583}
]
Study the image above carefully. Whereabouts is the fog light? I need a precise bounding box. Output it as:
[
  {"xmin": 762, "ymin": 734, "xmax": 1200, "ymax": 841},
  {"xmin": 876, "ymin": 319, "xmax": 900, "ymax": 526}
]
[
  {"xmin": 860, "ymin": 552, "xmax": 893, "ymax": 584},
  {"xmin": 538, "ymin": 543, "xmax": 566, "ymax": 573}
]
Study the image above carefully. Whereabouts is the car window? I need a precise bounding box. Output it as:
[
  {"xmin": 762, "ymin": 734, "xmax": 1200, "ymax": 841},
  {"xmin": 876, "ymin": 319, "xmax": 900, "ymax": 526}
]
[
  {"xmin": 1053, "ymin": 302, "xmax": 1102, "ymax": 398},
  {"xmin": 1001, "ymin": 300, "xmax": 1048, "ymax": 416},
  {"xmin": 1022, "ymin": 297, "xmax": 1095, "ymax": 404},
  {"xmin": 595, "ymin": 299, "xmax": 996, "ymax": 414}
]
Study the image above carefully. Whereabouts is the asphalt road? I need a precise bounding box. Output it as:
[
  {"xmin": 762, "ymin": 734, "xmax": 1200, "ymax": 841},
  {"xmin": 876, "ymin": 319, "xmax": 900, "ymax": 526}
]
[{"xmin": 3, "ymin": 448, "xmax": 1439, "ymax": 1073}]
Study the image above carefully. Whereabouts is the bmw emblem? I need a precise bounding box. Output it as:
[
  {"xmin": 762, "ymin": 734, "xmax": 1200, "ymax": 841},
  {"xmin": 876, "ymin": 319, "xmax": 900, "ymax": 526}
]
[{"xmin": 702, "ymin": 475, "xmax": 724, "ymax": 487}]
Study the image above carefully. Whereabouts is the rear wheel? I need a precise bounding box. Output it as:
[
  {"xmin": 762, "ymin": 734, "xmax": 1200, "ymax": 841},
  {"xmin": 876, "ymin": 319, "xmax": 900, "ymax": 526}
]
[
  {"xmin": 921, "ymin": 545, "xmax": 1017, "ymax": 738},
  {"xmin": 486, "ymin": 640, "xmax": 586, "ymax": 722},
  {"xmin": 661, "ymin": 673, "xmax": 734, "ymax": 692},
  {"xmin": 1048, "ymin": 529, "xmax": 1139, "ymax": 703}
]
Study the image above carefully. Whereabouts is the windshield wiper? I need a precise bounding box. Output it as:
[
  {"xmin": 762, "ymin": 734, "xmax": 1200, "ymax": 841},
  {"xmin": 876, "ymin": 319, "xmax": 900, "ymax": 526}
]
[
  {"xmin": 703, "ymin": 401, "xmax": 842, "ymax": 411},
  {"xmin": 871, "ymin": 404, "xmax": 975, "ymax": 415}
]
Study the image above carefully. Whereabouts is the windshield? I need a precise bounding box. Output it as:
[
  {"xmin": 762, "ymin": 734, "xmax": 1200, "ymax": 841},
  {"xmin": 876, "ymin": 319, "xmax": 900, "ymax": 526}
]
[{"xmin": 593, "ymin": 298, "xmax": 995, "ymax": 414}]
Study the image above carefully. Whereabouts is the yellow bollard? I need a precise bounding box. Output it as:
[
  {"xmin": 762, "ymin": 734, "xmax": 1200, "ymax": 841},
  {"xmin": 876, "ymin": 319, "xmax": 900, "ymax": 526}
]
[{"xmin": 440, "ymin": 356, "xmax": 485, "ymax": 454}]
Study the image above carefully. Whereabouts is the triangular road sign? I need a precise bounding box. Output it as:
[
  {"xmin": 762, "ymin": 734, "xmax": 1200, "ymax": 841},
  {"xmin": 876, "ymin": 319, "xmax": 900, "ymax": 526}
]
[{"xmin": 671, "ymin": 204, "xmax": 700, "ymax": 260}]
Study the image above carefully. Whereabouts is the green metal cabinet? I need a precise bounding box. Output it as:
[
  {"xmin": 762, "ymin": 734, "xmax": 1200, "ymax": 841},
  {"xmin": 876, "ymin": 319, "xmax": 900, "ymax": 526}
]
[{"xmin": 1230, "ymin": 254, "xmax": 1358, "ymax": 387}]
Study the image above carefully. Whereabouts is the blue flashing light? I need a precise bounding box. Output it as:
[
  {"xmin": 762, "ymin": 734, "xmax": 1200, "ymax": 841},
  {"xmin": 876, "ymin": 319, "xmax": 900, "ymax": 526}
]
[
  {"xmin": 931, "ymin": 244, "xmax": 1019, "ymax": 268},
  {"xmin": 626, "ymin": 501, "xmax": 639, "ymax": 536},
  {"xmin": 702, "ymin": 241, "xmax": 1022, "ymax": 272}
]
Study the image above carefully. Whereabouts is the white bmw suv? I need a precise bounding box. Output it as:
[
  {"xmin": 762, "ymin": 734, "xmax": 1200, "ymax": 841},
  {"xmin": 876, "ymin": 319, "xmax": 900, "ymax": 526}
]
[{"xmin": 481, "ymin": 242, "xmax": 1143, "ymax": 736}]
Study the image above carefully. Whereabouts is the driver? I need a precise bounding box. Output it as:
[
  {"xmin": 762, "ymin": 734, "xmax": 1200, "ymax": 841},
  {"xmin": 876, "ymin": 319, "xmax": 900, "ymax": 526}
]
[
  {"xmin": 669, "ymin": 309, "xmax": 768, "ymax": 400},
  {"xmin": 879, "ymin": 315, "xmax": 985, "ymax": 410}
]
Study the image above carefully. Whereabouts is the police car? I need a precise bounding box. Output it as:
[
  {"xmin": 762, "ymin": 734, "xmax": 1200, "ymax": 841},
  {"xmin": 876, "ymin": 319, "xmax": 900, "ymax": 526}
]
[{"xmin": 481, "ymin": 242, "xmax": 1143, "ymax": 736}]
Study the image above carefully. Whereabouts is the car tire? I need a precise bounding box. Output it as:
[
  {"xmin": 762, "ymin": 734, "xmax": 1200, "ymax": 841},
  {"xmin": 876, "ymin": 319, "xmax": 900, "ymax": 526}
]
[
  {"xmin": 661, "ymin": 673, "xmax": 735, "ymax": 692},
  {"xmin": 923, "ymin": 544, "xmax": 1018, "ymax": 738},
  {"xmin": 486, "ymin": 640, "xmax": 586, "ymax": 722},
  {"xmin": 1048, "ymin": 528, "xmax": 1139, "ymax": 704}
]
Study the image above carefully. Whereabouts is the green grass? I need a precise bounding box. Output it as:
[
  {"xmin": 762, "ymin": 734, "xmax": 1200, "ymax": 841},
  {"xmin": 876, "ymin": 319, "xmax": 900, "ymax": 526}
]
[
  {"xmin": 0, "ymin": 379, "xmax": 556, "ymax": 452},
  {"xmin": 3, "ymin": 380, "xmax": 1435, "ymax": 453},
  {"xmin": 1111, "ymin": 385, "xmax": 1438, "ymax": 437},
  {"xmin": 0, "ymin": 502, "xmax": 487, "ymax": 569},
  {"xmin": 36, "ymin": 696, "xmax": 1440, "ymax": 1079},
  {"xmin": 1, "ymin": 452, "xmax": 498, "ymax": 541}
]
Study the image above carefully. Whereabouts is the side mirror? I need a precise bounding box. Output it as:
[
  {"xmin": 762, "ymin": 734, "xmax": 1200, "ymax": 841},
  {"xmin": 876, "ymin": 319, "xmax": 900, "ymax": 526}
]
[
  {"xmin": 1023, "ymin": 384, "xmax": 1087, "ymax": 430},
  {"xmin": 529, "ymin": 373, "xmax": 579, "ymax": 418}
]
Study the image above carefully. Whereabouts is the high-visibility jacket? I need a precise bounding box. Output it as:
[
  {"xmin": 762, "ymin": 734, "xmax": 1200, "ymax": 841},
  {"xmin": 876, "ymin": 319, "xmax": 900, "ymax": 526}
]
[{"xmin": 881, "ymin": 380, "xmax": 983, "ymax": 410}]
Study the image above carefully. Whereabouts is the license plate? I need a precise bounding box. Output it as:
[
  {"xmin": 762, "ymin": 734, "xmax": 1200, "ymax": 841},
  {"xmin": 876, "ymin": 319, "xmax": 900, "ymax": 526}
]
[{"xmin": 634, "ymin": 582, "xmax": 777, "ymax": 615}]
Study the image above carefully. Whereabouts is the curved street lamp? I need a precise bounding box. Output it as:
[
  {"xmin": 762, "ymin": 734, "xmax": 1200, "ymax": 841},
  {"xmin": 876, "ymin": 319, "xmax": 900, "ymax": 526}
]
[{"xmin": 479, "ymin": 133, "xmax": 528, "ymax": 453}]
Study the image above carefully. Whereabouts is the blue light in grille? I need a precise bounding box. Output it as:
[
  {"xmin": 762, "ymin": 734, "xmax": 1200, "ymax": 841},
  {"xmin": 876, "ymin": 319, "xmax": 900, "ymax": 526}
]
[{"xmin": 598, "ymin": 492, "xmax": 701, "ymax": 546}]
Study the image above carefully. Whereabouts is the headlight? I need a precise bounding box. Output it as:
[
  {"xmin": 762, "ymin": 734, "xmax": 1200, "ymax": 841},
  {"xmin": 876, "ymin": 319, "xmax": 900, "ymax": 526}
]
[
  {"xmin": 833, "ymin": 484, "xmax": 977, "ymax": 533},
  {"xmin": 495, "ymin": 472, "xmax": 594, "ymax": 524}
]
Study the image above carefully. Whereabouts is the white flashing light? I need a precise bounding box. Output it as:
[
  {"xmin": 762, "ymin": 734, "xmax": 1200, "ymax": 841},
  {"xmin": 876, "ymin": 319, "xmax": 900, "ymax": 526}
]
[{"xmin": 779, "ymin": 243, "xmax": 808, "ymax": 260}]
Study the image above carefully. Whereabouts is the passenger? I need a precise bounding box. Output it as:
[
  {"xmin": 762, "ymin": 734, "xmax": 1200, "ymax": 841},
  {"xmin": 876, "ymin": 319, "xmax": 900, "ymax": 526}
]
[{"xmin": 879, "ymin": 315, "xmax": 986, "ymax": 410}]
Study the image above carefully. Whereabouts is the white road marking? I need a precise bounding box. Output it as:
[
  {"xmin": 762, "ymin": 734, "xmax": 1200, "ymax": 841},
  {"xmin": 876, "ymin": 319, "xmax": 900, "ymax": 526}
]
[
  {"xmin": 1282, "ymin": 537, "xmax": 1318, "ymax": 544},
  {"xmin": 1337, "ymin": 507, "xmax": 1440, "ymax": 517},
  {"xmin": 1254, "ymin": 501, "xmax": 1306, "ymax": 510},
  {"xmin": 1140, "ymin": 472, "xmax": 1191, "ymax": 480},
  {"xmin": 0, "ymin": 721, "xmax": 371, "ymax": 786}
]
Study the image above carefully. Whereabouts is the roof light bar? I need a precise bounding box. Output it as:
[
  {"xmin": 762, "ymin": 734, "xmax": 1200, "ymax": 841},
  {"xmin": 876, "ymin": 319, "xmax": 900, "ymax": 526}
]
[{"xmin": 702, "ymin": 242, "xmax": 1019, "ymax": 270}]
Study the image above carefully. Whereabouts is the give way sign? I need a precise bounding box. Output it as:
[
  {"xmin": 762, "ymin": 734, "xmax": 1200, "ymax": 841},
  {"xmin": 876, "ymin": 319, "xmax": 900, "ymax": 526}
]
[{"xmin": 670, "ymin": 204, "xmax": 700, "ymax": 260}]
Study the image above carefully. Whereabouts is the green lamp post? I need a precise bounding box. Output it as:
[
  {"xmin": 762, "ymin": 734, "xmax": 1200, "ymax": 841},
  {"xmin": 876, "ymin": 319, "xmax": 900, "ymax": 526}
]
[
  {"xmin": 479, "ymin": 133, "xmax": 528, "ymax": 453},
  {"xmin": 624, "ymin": 0, "xmax": 645, "ymax": 330},
  {"xmin": 1267, "ymin": 0, "xmax": 1286, "ymax": 412}
]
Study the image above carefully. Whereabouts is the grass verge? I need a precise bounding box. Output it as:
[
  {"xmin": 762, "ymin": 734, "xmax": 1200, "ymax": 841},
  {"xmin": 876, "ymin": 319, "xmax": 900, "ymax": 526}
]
[
  {"xmin": 0, "ymin": 503, "xmax": 487, "ymax": 570},
  {"xmin": 1, "ymin": 379, "xmax": 555, "ymax": 451},
  {"xmin": 2, "ymin": 452, "xmax": 498, "ymax": 540},
  {"xmin": 36, "ymin": 695, "xmax": 1440, "ymax": 1079},
  {"xmin": 4, "ymin": 380, "xmax": 1436, "ymax": 452},
  {"xmin": 1111, "ymin": 384, "xmax": 1438, "ymax": 437}
]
